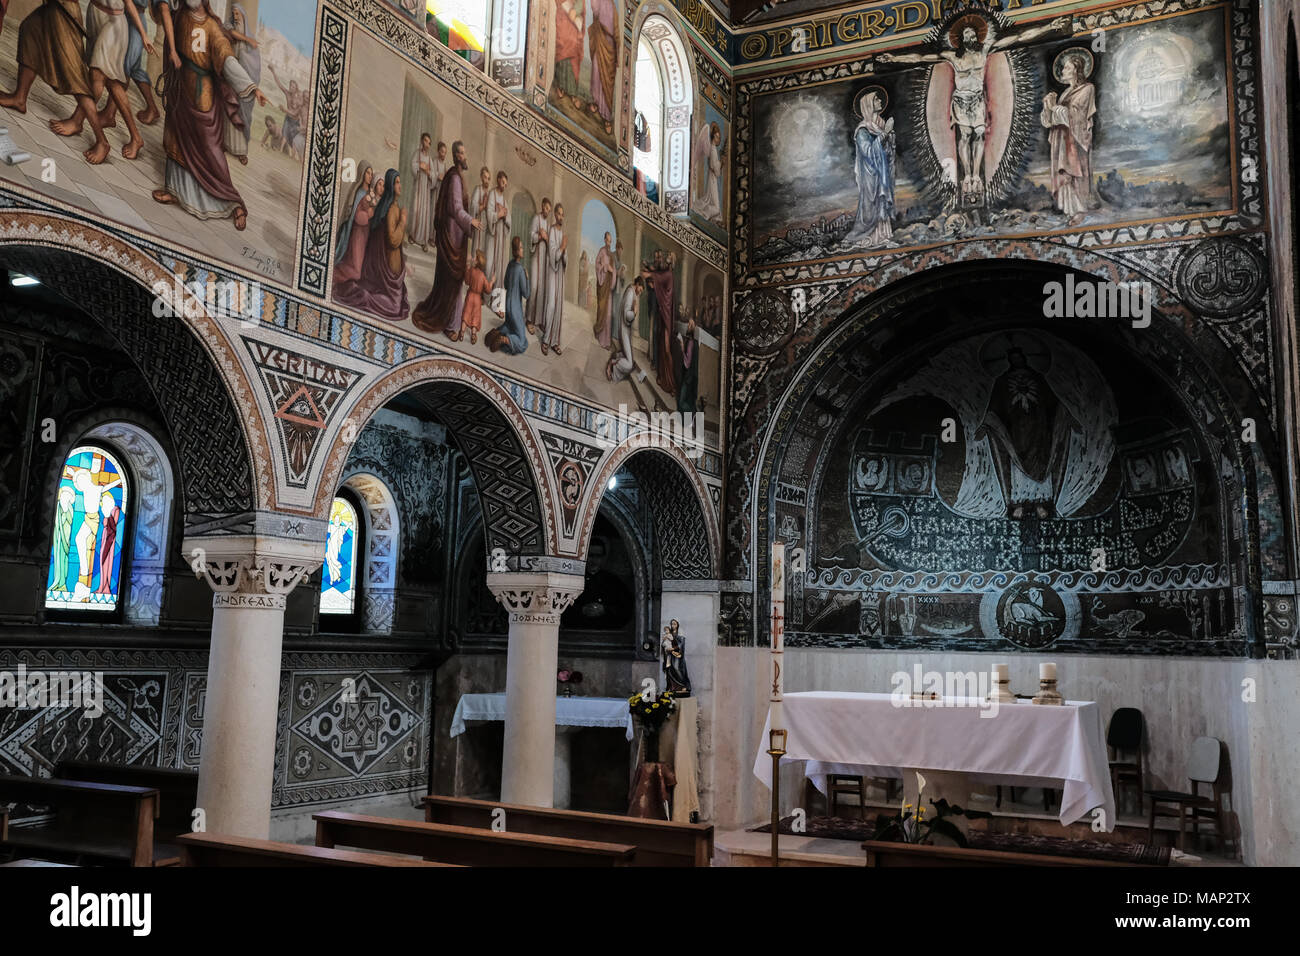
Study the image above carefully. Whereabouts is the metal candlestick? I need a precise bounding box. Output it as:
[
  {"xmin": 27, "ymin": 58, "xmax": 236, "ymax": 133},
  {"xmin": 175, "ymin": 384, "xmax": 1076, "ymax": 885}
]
[
  {"xmin": 1032, "ymin": 678, "xmax": 1064, "ymax": 705},
  {"xmin": 767, "ymin": 727, "xmax": 787, "ymax": 866}
]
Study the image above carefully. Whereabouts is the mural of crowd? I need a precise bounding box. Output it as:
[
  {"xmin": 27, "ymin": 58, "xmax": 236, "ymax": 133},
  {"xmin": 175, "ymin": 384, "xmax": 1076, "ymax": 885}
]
[
  {"xmin": 331, "ymin": 32, "xmax": 722, "ymax": 419},
  {"xmin": 0, "ymin": 0, "xmax": 314, "ymax": 283}
]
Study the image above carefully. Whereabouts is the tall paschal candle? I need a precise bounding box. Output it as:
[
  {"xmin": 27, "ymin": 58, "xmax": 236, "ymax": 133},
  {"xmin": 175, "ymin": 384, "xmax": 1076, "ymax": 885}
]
[{"xmin": 770, "ymin": 541, "xmax": 785, "ymax": 731}]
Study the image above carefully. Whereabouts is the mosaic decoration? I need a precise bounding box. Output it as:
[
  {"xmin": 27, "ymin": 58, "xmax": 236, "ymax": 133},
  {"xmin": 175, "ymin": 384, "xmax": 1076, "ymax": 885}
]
[
  {"xmin": 732, "ymin": 0, "xmax": 1264, "ymax": 287},
  {"xmin": 45, "ymin": 446, "xmax": 128, "ymax": 612},
  {"xmin": 321, "ymin": 496, "xmax": 360, "ymax": 614}
]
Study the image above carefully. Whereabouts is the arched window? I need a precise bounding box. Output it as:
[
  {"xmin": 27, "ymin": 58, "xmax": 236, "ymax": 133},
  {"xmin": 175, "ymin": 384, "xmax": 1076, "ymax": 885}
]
[
  {"xmin": 425, "ymin": 0, "xmax": 491, "ymax": 70},
  {"xmin": 633, "ymin": 39, "xmax": 665, "ymax": 203},
  {"xmin": 321, "ymin": 494, "xmax": 361, "ymax": 617},
  {"xmin": 632, "ymin": 14, "xmax": 693, "ymax": 212},
  {"xmin": 46, "ymin": 445, "xmax": 129, "ymax": 612}
]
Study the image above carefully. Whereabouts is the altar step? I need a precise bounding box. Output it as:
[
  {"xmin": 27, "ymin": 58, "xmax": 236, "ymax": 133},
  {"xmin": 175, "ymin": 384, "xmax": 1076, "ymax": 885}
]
[{"xmin": 715, "ymin": 791, "xmax": 1244, "ymax": 866}]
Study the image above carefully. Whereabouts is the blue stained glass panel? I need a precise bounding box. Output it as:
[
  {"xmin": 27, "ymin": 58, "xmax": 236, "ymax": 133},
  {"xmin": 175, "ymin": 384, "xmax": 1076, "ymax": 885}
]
[
  {"xmin": 46, "ymin": 445, "xmax": 129, "ymax": 611},
  {"xmin": 321, "ymin": 496, "xmax": 358, "ymax": 614}
]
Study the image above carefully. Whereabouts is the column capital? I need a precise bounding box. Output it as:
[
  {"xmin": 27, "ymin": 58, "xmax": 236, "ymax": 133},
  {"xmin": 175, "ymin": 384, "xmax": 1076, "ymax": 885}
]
[
  {"xmin": 182, "ymin": 534, "xmax": 324, "ymax": 607},
  {"xmin": 486, "ymin": 571, "xmax": 585, "ymax": 626}
]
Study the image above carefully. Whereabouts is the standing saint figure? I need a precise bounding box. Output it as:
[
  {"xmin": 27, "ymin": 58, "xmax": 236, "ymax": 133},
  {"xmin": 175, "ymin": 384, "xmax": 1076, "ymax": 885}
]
[
  {"xmin": 607, "ymin": 277, "xmax": 644, "ymax": 382},
  {"xmin": 151, "ymin": 0, "xmax": 270, "ymax": 231},
  {"xmin": 485, "ymin": 171, "xmax": 511, "ymax": 290},
  {"xmin": 408, "ymin": 133, "xmax": 438, "ymax": 251},
  {"xmin": 641, "ymin": 250, "xmax": 678, "ymax": 396},
  {"xmin": 525, "ymin": 198, "xmax": 552, "ymax": 335},
  {"xmin": 539, "ymin": 202, "xmax": 569, "ymax": 356},
  {"xmin": 691, "ymin": 121, "xmax": 724, "ymax": 222},
  {"xmin": 430, "ymin": 141, "xmax": 449, "ymax": 221},
  {"xmin": 1040, "ymin": 49, "xmax": 1097, "ymax": 225},
  {"xmin": 974, "ymin": 346, "xmax": 1082, "ymax": 520},
  {"xmin": 576, "ymin": 250, "xmax": 589, "ymax": 308},
  {"xmin": 221, "ymin": 3, "xmax": 261, "ymax": 166},
  {"xmin": 661, "ymin": 619, "xmax": 692, "ymax": 697},
  {"xmin": 412, "ymin": 141, "xmax": 483, "ymax": 333},
  {"xmin": 843, "ymin": 87, "xmax": 896, "ymax": 247},
  {"xmin": 587, "ymin": 0, "xmax": 618, "ymax": 134},
  {"xmin": 878, "ymin": 14, "xmax": 1070, "ymax": 199},
  {"xmin": 553, "ymin": 0, "xmax": 585, "ymax": 106},
  {"xmin": 48, "ymin": 486, "xmax": 77, "ymax": 595},
  {"xmin": 95, "ymin": 491, "xmax": 122, "ymax": 595},
  {"xmin": 0, "ymin": 1, "xmax": 114, "ymax": 164},
  {"xmin": 469, "ymin": 166, "xmax": 492, "ymax": 266},
  {"xmin": 593, "ymin": 232, "xmax": 616, "ymax": 349},
  {"xmin": 487, "ymin": 236, "xmax": 531, "ymax": 355}
]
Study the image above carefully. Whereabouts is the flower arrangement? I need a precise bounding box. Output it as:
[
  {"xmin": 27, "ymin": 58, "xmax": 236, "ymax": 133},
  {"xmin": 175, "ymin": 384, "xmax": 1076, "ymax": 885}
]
[
  {"xmin": 627, "ymin": 689, "xmax": 676, "ymax": 732},
  {"xmin": 557, "ymin": 668, "xmax": 584, "ymax": 697},
  {"xmin": 871, "ymin": 798, "xmax": 992, "ymax": 847}
]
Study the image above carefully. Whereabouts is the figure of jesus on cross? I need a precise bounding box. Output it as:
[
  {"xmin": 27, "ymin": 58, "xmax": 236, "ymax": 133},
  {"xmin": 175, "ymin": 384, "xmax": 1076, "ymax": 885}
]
[{"xmin": 879, "ymin": 14, "xmax": 1072, "ymax": 201}]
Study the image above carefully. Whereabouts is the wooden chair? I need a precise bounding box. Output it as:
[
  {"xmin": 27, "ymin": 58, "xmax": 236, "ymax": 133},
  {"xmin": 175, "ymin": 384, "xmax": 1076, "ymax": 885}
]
[
  {"xmin": 1106, "ymin": 708, "xmax": 1145, "ymax": 813},
  {"xmin": 0, "ymin": 775, "xmax": 166, "ymax": 867},
  {"xmin": 176, "ymin": 832, "xmax": 453, "ymax": 867},
  {"xmin": 1145, "ymin": 736, "xmax": 1227, "ymax": 853},
  {"xmin": 422, "ymin": 795, "xmax": 712, "ymax": 866},
  {"xmin": 995, "ymin": 786, "xmax": 1055, "ymax": 812},
  {"xmin": 314, "ymin": 811, "xmax": 637, "ymax": 866},
  {"xmin": 802, "ymin": 774, "xmax": 899, "ymax": 820}
]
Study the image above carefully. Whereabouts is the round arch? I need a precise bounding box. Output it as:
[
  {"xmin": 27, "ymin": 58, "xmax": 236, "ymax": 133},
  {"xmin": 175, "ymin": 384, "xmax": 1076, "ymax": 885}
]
[
  {"xmin": 742, "ymin": 256, "xmax": 1268, "ymax": 654},
  {"xmin": 317, "ymin": 355, "xmax": 558, "ymax": 558},
  {"xmin": 338, "ymin": 471, "xmax": 401, "ymax": 633},
  {"xmin": 579, "ymin": 437, "xmax": 718, "ymax": 580},
  {"xmin": 0, "ymin": 213, "xmax": 272, "ymax": 527},
  {"xmin": 631, "ymin": 5, "xmax": 699, "ymax": 214}
]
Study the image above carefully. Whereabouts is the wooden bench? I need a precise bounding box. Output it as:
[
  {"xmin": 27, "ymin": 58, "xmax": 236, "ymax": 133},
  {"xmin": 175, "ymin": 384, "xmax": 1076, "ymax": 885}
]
[
  {"xmin": 422, "ymin": 795, "xmax": 713, "ymax": 866},
  {"xmin": 861, "ymin": 840, "xmax": 1142, "ymax": 867},
  {"xmin": 176, "ymin": 832, "xmax": 455, "ymax": 867},
  {"xmin": 315, "ymin": 810, "xmax": 637, "ymax": 867},
  {"xmin": 54, "ymin": 760, "xmax": 198, "ymax": 861},
  {"xmin": 1, "ymin": 806, "xmax": 7, "ymax": 843},
  {"xmin": 0, "ymin": 774, "xmax": 164, "ymax": 867}
]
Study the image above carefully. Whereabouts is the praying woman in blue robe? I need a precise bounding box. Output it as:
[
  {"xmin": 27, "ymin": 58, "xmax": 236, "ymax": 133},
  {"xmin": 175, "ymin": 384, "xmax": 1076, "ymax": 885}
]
[{"xmin": 843, "ymin": 87, "xmax": 896, "ymax": 247}]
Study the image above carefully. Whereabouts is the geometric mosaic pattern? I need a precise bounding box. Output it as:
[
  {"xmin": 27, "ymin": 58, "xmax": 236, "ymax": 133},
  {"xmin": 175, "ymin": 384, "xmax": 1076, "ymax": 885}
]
[{"xmin": 290, "ymin": 672, "xmax": 421, "ymax": 776}]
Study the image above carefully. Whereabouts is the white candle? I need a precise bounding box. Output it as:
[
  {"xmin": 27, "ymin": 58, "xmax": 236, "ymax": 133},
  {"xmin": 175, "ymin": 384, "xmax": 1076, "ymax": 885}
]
[
  {"xmin": 770, "ymin": 542, "xmax": 786, "ymax": 730},
  {"xmin": 993, "ymin": 663, "xmax": 1009, "ymax": 682},
  {"xmin": 1040, "ymin": 662, "xmax": 1057, "ymax": 681}
]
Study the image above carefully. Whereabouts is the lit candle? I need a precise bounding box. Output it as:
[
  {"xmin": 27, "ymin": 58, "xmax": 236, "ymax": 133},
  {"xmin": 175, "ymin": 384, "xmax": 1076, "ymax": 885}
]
[
  {"xmin": 770, "ymin": 541, "xmax": 786, "ymax": 731},
  {"xmin": 1040, "ymin": 662, "xmax": 1057, "ymax": 681},
  {"xmin": 993, "ymin": 663, "xmax": 1009, "ymax": 682}
]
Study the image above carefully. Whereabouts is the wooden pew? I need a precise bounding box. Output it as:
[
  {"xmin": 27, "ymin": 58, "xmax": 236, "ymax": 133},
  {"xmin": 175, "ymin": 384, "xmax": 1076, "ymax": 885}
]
[
  {"xmin": 176, "ymin": 832, "xmax": 455, "ymax": 867},
  {"xmin": 315, "ymin": 810, "xmax": 637, "ymax": 867},
  {"xmin": 861, "ymin": 840, "xmax": 1141, "ymax": 867},
  {"xmin": 54, "ymin": 760, "xmax": 198, "ymax": 862},
  {"xmin": 0, "ymin": 775, "xmax": 162, "ymax": 867},
  {"xmin": 1, "ymin": 806, "xmax": 7, "ymax": 843},
  {"xmin": 422, "ymin": 795, "xmax": 713, "ymax": 867}
]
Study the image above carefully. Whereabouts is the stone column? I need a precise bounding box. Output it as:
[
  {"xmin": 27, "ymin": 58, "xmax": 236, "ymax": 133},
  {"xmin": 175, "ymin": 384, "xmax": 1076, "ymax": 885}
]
[
  {"xmin": 486, "ymin": 571, "xmax": 585, "ymax": 806},
  {"xmin": 186, "ymin": 536, "xmax": 320, "ymax": 839}
]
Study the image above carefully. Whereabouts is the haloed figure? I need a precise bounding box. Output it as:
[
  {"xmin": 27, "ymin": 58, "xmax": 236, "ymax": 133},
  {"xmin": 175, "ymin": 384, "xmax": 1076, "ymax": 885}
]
[
  {"xmin": 843, "ymin": 87, "xmax": 896, "ymax": 247},
  {"xmin": 1041, "ymin": 49, "xmax": 1097, "ymax": 225}
]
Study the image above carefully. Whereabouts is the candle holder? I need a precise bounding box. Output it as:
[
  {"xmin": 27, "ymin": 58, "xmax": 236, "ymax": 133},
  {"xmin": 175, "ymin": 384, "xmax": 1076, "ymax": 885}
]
[
  {"xmin": 767, "ymin": 728, "xmax": 787, "ymax": 867},
  {"xmin": 987, "ymin": 676, "xmax": 1015, "ymax": 704},
  {"xmin": 1032, "ymin": 678, "xmax": 1064, "ymax": 705}
]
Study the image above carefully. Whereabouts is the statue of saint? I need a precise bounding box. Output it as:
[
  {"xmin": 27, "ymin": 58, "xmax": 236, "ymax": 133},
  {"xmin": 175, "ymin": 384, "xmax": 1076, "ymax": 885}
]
[{"xmin": 660, "ymin": 619, "xmax": 692, "ymax": 697}]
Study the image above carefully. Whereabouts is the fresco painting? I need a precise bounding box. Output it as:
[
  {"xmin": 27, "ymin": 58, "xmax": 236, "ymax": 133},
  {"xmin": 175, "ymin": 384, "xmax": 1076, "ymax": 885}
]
[
  {"xmin": 0, "ymin": 0, "xmax": 315, "ymax": 285},
  {"xmin": 332, "ymin": 30, "xmax": 721, "ymax": 431},
  {"xmin": 749, "ymin": 6, "xmax": 1233, "ymax": 267},
  {"xmin": 548, "ymin": 0, "xmax": 622, "ymax": 155}
]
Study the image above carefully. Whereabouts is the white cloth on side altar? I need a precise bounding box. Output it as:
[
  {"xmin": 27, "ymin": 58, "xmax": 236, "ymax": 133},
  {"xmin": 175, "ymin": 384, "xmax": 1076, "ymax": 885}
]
[
  {"xmin": 450, "ymin": 693, "xmax": 634, "ymax": 740},
  {"xmin": 752, "ymin": 691, "xmax": 1116, "ymax": 829}
]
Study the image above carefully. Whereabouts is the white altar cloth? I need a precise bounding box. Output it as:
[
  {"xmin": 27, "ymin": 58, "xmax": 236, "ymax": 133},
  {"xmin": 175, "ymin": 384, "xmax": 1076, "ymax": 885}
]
[
  {"xmin": 753, "ymin": 691, "xmax": 1115, "ymax": 828},
  {"xmin": 450, "ymin": 693, "xmax": 635, "ymax": 741}
]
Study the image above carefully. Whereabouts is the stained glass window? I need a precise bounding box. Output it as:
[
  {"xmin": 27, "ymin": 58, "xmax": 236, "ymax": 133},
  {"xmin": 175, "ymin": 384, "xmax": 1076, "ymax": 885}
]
[
  {"xmin": 46, "ymin": 445, "xmax": 129, "ymax": 612},
  {"xmin": 426, "ymin": 1, "xmax": 489, "ymax": 70},
  {"xmin": 321, "ymin": 496, "xmax": 359, "ymax": 615}
]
